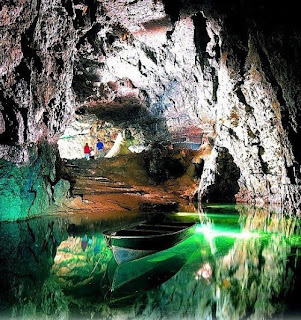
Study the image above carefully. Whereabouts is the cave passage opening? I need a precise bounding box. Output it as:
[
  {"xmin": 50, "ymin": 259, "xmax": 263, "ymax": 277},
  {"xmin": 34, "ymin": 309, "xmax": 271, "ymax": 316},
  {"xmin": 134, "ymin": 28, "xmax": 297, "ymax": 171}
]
[{"xmin": 2, "ymin": 1, "xmax": 301, "ymax": 318}]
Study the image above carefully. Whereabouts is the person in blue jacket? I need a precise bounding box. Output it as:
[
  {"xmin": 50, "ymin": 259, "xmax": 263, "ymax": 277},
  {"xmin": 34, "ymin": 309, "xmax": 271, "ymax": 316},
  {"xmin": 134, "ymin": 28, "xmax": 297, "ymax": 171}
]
[{"xmin": 96, "ymin": 139, "xmax": 104, "ymax": 158}]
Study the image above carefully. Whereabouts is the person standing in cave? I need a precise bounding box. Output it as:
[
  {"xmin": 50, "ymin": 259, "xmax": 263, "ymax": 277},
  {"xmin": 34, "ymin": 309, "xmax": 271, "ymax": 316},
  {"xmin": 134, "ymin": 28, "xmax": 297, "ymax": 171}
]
[
  {"xmin": 96, "ymin": 139, "xmax": 104, "ymax": 159},
  {"xmin": 84, "ymin": 143, "xmax": 91, "ymax": 160},
  {"xmin": 90, "ymin": 148, "xmax": 95, "ymax": 159}
]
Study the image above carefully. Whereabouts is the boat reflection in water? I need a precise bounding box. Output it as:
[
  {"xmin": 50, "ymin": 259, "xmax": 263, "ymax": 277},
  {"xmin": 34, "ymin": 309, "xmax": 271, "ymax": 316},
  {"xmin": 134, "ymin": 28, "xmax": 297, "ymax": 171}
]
[
  {"xmin": 107, "ymin": 234, "xmax": 199, "ymax": 303},
  {"xmin": 2, "ymin": 205, "xmax": 301, "ymax": 319},
  {"xmin": 103, "ymin": 220, "xmax": 197, "ymax": 264}
]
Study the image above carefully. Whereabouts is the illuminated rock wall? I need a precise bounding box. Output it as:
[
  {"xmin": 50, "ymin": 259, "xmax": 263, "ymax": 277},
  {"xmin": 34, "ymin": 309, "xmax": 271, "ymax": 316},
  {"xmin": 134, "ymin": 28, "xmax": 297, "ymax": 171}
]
[
  {"xmin": 71, "ymin": 0, "xmax": 301, "ymax": 212},
  {"xmin": 0, "ymin": 0, "xmax": 99, "ymax": 220},
  {"xmin": 0, "ymin": 143, "xmax": 70, "ymax": 221},
  {"xmin": 0, "ymin": 0, "xmax": 301, "ymax": 218}
]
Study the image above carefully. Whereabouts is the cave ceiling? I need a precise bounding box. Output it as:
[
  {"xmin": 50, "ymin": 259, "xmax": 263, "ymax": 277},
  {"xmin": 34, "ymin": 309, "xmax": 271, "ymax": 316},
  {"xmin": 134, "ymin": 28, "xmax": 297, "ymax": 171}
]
[{"xmin": 0, "ymin": 0, "xmax": 301, "ymax": 212}]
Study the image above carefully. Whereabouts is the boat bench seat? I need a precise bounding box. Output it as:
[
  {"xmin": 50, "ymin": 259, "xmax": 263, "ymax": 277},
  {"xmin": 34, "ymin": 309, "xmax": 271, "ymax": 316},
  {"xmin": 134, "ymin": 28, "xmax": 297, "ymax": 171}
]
[
  {"xmin": 116, "ymin": 229, "xmax": 173, "ymax": 236},
  {"xmin": 136, "ymin": 224, "xmax": 185, "ymax": 231}
]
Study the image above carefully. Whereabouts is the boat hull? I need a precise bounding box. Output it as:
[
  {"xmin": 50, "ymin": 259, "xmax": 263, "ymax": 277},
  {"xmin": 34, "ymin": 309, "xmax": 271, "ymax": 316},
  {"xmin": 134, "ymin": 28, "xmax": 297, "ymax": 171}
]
[{"xmin": 105, "ymin": 223, "xmax": 196, "ymax": 264}]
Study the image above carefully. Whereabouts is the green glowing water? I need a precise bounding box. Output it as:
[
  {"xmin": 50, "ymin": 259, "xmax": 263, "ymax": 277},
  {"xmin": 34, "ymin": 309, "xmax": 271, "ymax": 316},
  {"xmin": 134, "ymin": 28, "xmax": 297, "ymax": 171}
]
[{"xmin": 1, "ymin": 204, "xmax": 301, "ymax": 319}]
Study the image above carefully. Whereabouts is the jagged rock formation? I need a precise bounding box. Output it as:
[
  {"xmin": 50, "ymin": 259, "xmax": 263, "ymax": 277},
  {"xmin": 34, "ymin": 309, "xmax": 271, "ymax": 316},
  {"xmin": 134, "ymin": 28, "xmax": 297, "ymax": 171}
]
[
  {"xmin": 0, "ymin": 0, "xmax": 100, "ymax": 219},
  {"xmin": 71, "ymin": 0, "xmax": 301, "ymax": 212},
  {"xmin": 1, "ymin": 0, "xmax": 301, "ymax": 219},
  {"xmin": 0, "ymin": 143, "xmax": 71, "ymax": 220}
]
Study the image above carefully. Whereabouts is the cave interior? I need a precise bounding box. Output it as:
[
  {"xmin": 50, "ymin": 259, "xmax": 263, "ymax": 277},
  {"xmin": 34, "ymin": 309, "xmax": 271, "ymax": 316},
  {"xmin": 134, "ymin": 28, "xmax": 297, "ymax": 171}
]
[
  {"xmin": 1, "ymin": 0, "xmax": 301, "ymax": 221},
  {"xmin": 1, "ymin": 0, "xmax": 301, "ymax": 318}
]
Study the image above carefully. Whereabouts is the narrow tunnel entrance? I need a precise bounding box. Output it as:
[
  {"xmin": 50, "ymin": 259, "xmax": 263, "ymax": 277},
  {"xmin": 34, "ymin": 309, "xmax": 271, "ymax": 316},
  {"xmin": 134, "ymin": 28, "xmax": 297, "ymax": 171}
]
[{"xmin": 201, "ymin": 148, "xmax": 241, "ymax": 203}]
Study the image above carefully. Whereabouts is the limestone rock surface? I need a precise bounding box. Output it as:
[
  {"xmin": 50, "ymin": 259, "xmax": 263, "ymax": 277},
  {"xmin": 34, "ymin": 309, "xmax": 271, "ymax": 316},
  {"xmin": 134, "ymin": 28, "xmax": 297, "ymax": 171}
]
[{"xmin": 1, "ymin": 0, "xmax": 301, "ymax": 217}]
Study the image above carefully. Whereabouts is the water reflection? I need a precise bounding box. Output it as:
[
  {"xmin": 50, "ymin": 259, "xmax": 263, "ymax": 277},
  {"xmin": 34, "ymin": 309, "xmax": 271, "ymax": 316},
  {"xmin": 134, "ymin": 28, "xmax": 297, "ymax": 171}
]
[
  {"xmin": 0, "ymin": 217, "xmax": 69, "ymax": 319},
  {"xmin": 108, "ymin": 238, "xmax": 196, "ymax": 304},
  {"xmin": 52, "ymin": 234, "xmax": 112, "ymax": 295},
  {"xmin": 0, "ymin": 205, "xmax": 301, "ymax": 319}
]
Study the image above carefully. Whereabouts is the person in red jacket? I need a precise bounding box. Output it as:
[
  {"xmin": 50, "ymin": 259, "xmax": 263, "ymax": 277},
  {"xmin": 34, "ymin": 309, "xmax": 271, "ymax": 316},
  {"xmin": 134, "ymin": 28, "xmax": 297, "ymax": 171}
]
[{"xmin": 84, "ymin": 143, "xmax": 91, "ymax": 160}]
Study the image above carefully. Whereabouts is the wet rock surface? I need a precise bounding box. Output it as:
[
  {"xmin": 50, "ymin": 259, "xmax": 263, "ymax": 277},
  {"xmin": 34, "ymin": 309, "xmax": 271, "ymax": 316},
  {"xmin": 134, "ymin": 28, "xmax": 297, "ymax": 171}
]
[
  {"xmin": 1, "ymin": 0, "xmax": 301, "ymax": 217},
  {"xmin": 0, "ymin": 143, "xmax": 71, "ymax": 221},
  {"xmin": 53, "ymin": 179, "xmax": 71, "ymax": 206},
  {"xmin": 59, "ymin": 150, "xmax": 199, "ymax": 216}
]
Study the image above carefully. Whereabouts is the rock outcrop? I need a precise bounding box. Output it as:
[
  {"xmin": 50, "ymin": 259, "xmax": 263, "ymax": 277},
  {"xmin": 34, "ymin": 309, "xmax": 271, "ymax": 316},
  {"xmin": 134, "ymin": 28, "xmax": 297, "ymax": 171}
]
[
  {"xmin": 0, "ymin": 143, "xmax": 71, "ymax": 220},
  {"xmin": 0, "ymin": 0, "xmax": 101, "ymax": 219},
  {"xmin": 71, "ymin": 0, "xmax": 301, "ymax": 212},
  {"xmin": 1, "ymin": 0, "xmax": 301, "ymax": 218}
]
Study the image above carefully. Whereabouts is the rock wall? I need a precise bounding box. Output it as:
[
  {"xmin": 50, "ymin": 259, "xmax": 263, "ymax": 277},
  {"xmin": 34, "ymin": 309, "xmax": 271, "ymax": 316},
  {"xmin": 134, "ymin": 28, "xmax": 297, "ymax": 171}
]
[
  {"xmin": 0, "ymin": 0, "xmax": 100, "ymax": 220},
  {"xmin": 1, "ymin": 0, "xmax": 77, "ymax": 162},
  {"xmin": 0, "ymin": 143, "xmax": 71, "ymax": 221},
  {"xmin": 194, "ymin": 2, "xmax": 301, "ymax": 212},
  {"xmin": 1, "ymin": 0, "xmax": 301, "ymax": 217},
  {"xmin": 71, "ymin": 0, "xmax": 301, "ymax": 212}
]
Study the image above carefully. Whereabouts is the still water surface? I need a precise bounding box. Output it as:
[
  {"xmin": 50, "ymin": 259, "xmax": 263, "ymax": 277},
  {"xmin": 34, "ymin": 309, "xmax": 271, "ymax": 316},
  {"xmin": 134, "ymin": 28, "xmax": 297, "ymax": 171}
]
[{"xmin": 1, "ymin": 204, "xmax": 301, "ymax": 319}]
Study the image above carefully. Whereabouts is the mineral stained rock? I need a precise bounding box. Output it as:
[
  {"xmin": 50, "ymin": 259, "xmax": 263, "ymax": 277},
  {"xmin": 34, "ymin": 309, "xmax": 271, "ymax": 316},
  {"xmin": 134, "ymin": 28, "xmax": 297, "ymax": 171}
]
[
  {"xmin": 1, "ymin": 0, "xmax": 301, "ymax": 218},
  {"xmin": 53, "ymin": 179, "xmax": 70, "ymax": 206},
  {"xmin": 71, "ymin": 0, "xmax": 301, "ymax": 212},
  {"xmin": 0, "ymin": 0, "xmax": 99, "ymax": 220},
  {"xmin": 0, "ymin": 143, "xmax": 68, "ymax": 220}
]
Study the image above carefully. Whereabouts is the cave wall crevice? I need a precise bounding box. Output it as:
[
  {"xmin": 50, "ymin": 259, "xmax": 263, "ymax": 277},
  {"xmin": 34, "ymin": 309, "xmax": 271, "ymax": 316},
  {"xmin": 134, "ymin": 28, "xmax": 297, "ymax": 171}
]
[
  {"xmin": 0, "ymin": 0, "xmax": 104, "ymax": 220},
  {"xmin": 1, "ymin": 0, "xmax": 301, "ymax": 218}
]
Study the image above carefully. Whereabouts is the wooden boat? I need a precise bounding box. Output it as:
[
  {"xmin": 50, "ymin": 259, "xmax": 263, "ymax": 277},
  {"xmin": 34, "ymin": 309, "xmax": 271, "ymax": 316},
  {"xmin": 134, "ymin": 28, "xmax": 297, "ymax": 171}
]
[{"xmin": 103, "ymin": 221, "xmax": 197, "ymax": 264}]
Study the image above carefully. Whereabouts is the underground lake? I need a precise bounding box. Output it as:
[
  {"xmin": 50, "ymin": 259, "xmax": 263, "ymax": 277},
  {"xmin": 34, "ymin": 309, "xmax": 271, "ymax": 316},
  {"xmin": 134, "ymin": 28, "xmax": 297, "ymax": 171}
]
[
  {"xmin": 1, "ymin": 0, "xmax": 301, "ymax": 319},
  {"xmin": 1, "ymin": 204, "xmax": 301, "ymax": 320}
]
